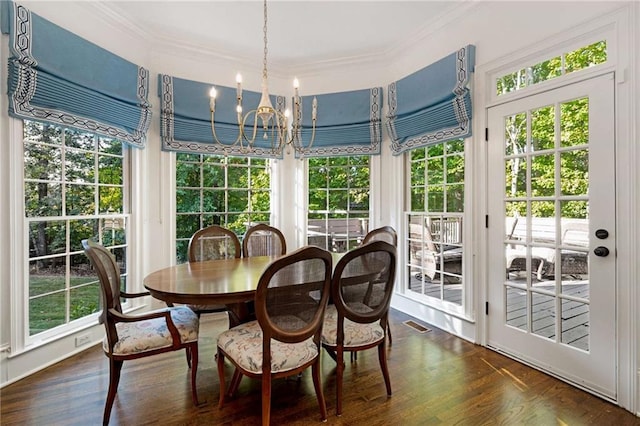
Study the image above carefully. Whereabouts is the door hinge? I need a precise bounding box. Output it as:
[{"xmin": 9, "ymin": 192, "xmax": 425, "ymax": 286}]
[
  {"xmin": 485, "ymin": 215, "xmax": 489, "ymax": 228},
  {"xmin": 485, "ymin": 128, "xmax": 489, "ymax": 141},
  {"xmin": 485, "ymin": 301, "xmax": 489, "ymax": 315}
]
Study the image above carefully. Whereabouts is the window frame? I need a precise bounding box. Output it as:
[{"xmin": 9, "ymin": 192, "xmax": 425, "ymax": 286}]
[
  {"xmin": 402, "ymin": 139, "xmax": 471, "ymax": 319},
  {"xmin": 10, "ymin": 119, "xmax": 133, "ymax": 352},
  {"xmin": 487, "ymin": 30, "xmax": 617, "ymax": 106},
  {"xmin": 306, "ymin": 155, "xmax": 372, "ymax": 253},
  {"xmin": 173, "ymin": 153, "xmax": 273, "ymax": 264}
]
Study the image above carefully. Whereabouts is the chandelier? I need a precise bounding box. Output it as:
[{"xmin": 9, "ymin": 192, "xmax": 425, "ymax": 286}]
[{"xmin": 208, "ymin": 0, "xmax": 317, "ymax": 156}]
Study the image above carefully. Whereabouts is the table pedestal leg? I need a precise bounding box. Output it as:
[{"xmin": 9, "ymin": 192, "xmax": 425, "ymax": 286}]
[{"xmin": 226, "ymin": 302, "xmax": 252, "ymax": 328}]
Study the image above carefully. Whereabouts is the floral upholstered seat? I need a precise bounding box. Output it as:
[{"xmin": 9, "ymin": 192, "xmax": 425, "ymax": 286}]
[
  {"xmin": 217, "ymin": 320, "xmax": 317, "ymax": 374},
  {"xmin": 104, "ymin": 306, "xmax": 199, "ymax": 356},
  {"xmin": 321, "ymin": 304, "xmax": 384, "ymax": 348}
]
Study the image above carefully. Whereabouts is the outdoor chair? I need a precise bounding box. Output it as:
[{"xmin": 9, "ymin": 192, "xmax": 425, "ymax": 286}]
[{"xmin": 82, "ymin": 239, "xmax": 200, "ymax": 425}]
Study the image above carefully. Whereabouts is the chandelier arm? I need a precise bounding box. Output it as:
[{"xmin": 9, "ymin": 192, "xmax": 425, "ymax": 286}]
[
  {"xmin": 210, "ymin": 110, "xmax": 243, "ymax": 147},
  {"xmin": 240, "ymin": 109, "xmax": 260, "ymax": 146}
]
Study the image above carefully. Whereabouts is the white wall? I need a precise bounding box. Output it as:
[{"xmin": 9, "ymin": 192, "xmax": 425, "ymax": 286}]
[{"xmin": 1, "ymin": 0, "xmax": 637, "ymax": 414}]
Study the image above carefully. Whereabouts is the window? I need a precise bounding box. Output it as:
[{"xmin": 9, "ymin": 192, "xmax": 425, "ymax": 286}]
[
  {"xmin": 307, "ymin": 156, "xmax": 370, "ymax": 253},
  {"xmin": 406, "ymin": 140, "xmax": 464, "ymax": 306},
  {"xmin": 175, "ymin": 154, "xmax": 271, "ymax": 263},
  {"xmin": 496, "ymin": 41, "xmax": 607, "ymax": 96},
  {"xmin": 24, "ymin": 120, "xmax": 129, "ymax": 337}
]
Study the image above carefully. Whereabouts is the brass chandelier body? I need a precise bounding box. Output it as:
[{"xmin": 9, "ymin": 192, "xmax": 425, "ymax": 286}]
[{"xmin": 209, "ymin": 0, "xmax": 317, "ymax": 156}]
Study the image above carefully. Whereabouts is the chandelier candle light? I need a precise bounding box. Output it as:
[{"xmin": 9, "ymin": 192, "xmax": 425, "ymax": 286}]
[{"xmin": 208, "ymin": 0, "xmax": 318, "ymax": 156}]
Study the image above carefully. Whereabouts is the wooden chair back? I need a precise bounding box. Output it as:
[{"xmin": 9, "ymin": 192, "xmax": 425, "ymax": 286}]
[
  {"xmin": 242, "ymin": 223, "xmax": 287, "ymax": 258},
  {"xmin": 81, "ymin": 239, "xmax": 122, "ymax": 333},
  {"xmin": 255, "ymin": 246, "xmax": 332, "ymax": 346},
  {"xmin": 332, "ymin": 240, "xmax": 397, "ymax": 327},
  {"xmin": 362, "ymin": 225, "xmax": 397, "ymax": 246},
  {"xmin": 188, "ymin": 225, "xmax": 241, "ymax": 262}
]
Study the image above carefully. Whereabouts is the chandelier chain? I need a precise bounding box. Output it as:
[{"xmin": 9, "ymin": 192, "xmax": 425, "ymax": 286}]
[{"xmin": 263, "ymin": 0, "xmax": 268, "ymax": 82}]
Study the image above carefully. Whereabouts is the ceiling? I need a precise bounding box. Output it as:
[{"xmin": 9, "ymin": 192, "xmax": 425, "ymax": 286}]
[{"xmin": 98, "ymin": 1, "xmax": 470, "ymax": 69}]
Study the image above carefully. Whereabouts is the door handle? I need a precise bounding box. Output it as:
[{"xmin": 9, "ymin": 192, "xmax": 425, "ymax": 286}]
[{"xmin": 594, "ymin": 246, "xmax": 610, "ymax": 257}]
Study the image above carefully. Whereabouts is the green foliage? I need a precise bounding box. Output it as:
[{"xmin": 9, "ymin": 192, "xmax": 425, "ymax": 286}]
[
  {"xmin": 308, "ymin": 156, "xmax": 370, "ymax": 213},
  {"xmin": 501, "ymin": 42, "xmax": 602, "ymax": 219},
  {"xmin": 174, "ymin": 154, "xmax": 272, "ymax": 262},
  {"xmin": 497, "ymin": 41, "xmax": 606, "ymax": 95},
  {"xmin": 410, "ymin": 141, "xmax": 465, "ymax": 213}
]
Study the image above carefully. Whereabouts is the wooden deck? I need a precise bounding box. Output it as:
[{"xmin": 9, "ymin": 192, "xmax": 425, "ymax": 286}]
[{"xmin": 409, "ymin": 274, "xmax": 590, "ymax": 351}]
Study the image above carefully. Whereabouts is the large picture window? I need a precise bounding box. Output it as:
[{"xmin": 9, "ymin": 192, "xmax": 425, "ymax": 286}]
[
  {"xmin": 175, "ymin": 154, "xmax": 271, "ymax": 263},
  {"xmin": 406, "ymin": 140, "xmax": 465, "ymax": 306},
  {"xmin": 307, "ymin": 156, "xmax": 370, "ymax": 253},
  {"xmin": 24, "ymin": 120, "xmax": 129, "ymax": 336}
]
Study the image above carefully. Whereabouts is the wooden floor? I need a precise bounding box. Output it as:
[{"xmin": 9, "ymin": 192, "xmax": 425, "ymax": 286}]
[{"xmin": 1, "ymin": 310, "xmax": 638, "ymax": 425}]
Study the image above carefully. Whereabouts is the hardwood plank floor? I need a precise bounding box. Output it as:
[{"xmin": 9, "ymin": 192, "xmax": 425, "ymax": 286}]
[{"xmin": 1, "ymin": 310, "xmax": 637, "ymax": 425}]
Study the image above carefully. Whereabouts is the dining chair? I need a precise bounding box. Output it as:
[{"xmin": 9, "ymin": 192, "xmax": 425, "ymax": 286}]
[
  {"xmin": 82, "ymin": 239, "xmax": 200, "ymax": 425},
  {"xmin": 321, "ymin": 240, "xmax": 396, "ymax": 415},
  {"xmin": 362, "ymin": 225, "xmax": 397, "ymax": 246},
  {"xmin": 217, "ymin": 246, "xmax": 333, "ymax": 425},
  {"xmin": 361, "ymin": 225, "xmax": 397, "ymax": 345},
  {"xmin": 186, "ymin": 225, "xmax": 242, "ymax": 318},
  {"xmin": 242, "ymin": 223, "xmax": 287, "ymax": 257}
]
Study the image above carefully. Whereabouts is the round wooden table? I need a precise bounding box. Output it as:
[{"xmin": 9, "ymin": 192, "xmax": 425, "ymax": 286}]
[{"xmin": 143, "ymin": 256, "xmax": 279, "ymax": 326}]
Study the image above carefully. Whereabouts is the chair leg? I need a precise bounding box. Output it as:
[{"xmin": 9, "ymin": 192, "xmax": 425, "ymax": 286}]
[
  {"xmin": 217, "ymin": 348, "xmax": 226, "ymax": 409},
  {"xmin": 324, "ymin": 346, "xmax": 337, "ymax": 362},
  {"xmin": 185, "ymin": 346, "xmax": 192, "ymax": 369},
  {"xmin": 261, "ymin": 374, "xmax": 272, "ymax": 426},
  {"xmin": 336, "ymin": 346, "xmax": 345, "ymax": 416},
  {"xmin": 104, "ymin": 359, "xmax": 123, "ymax": 426},
  {"xmin": 312, "ymin": 359, "xmax": 328, "ymax": 422},
  {"xmin": 228, "ymin": 368, "xmax": 243, "ymax": 397},
  {"xmin": 387, "ymin": 323, "xmax": 393, "ymax": 346},
  {"xmin": 378, "ymin": 341, "xmax": 392, "ymax": 396},
  {"xmin": 189, "ymin": 343, "xmax": 199, "ymax": 406}
]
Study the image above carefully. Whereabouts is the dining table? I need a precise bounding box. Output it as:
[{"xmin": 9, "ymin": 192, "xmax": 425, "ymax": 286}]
[{"xmin": 143, "ymin": 252, "xmax": 344, "ymax": 327}]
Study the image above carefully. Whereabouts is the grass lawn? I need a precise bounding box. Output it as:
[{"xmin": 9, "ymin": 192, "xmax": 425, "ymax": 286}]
[{"xmin": 29, "ymin": 275, "xmax": 100, "ymax": 335}]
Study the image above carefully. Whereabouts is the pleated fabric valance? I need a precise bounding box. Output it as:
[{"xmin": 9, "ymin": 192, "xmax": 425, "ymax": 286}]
[
  {"xmin": 296, "ymin": 87, "xmax": 382, "ymax": 158},
  {"xmin": 159, "ymin": 74, "xmax": 287, "ymax": 159},
  {"xmin": 387, "ymin": 45, "xmax": 475, "ymax": 155},
  {"xmin": 1, "ymin": 1, "xmax": 151, "ymax": 147}
]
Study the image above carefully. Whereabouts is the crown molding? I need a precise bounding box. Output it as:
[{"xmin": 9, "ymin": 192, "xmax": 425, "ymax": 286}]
[{"xmin": 72, "ymin": 1, "xmax": 479, "ymax": 79}]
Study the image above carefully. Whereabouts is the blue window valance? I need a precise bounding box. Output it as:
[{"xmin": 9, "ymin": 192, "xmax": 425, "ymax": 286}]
[
  {"xmin": 296, "ymin": 87, "xmax": 382, "ymax": 158},
  {"xmin": 1, "ymin": 1, "xmax": 151, "ymax": 147},
  {"xmin": 159, "ymin": 74, "xmax": 287, "ymax": 159},
  {"xmin": 387, "ymin": 45, "xmax": 475, "ymax": 155}
]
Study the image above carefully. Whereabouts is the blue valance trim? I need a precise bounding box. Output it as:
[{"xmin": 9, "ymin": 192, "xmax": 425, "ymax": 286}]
[
  {"xmin": 296, "ymin": 87, "xmax": 382, "ymax": 158},
  {"xmin": 159, "ymin": 74, "xmax": 286, "ymax": 158},
  {"xmin": 1, "ymin": 1, "xmax": 151, "ymax": 147},
  {"xmin": 387, "ymin": 45, "xmax": 475, "ymax": 155}
]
